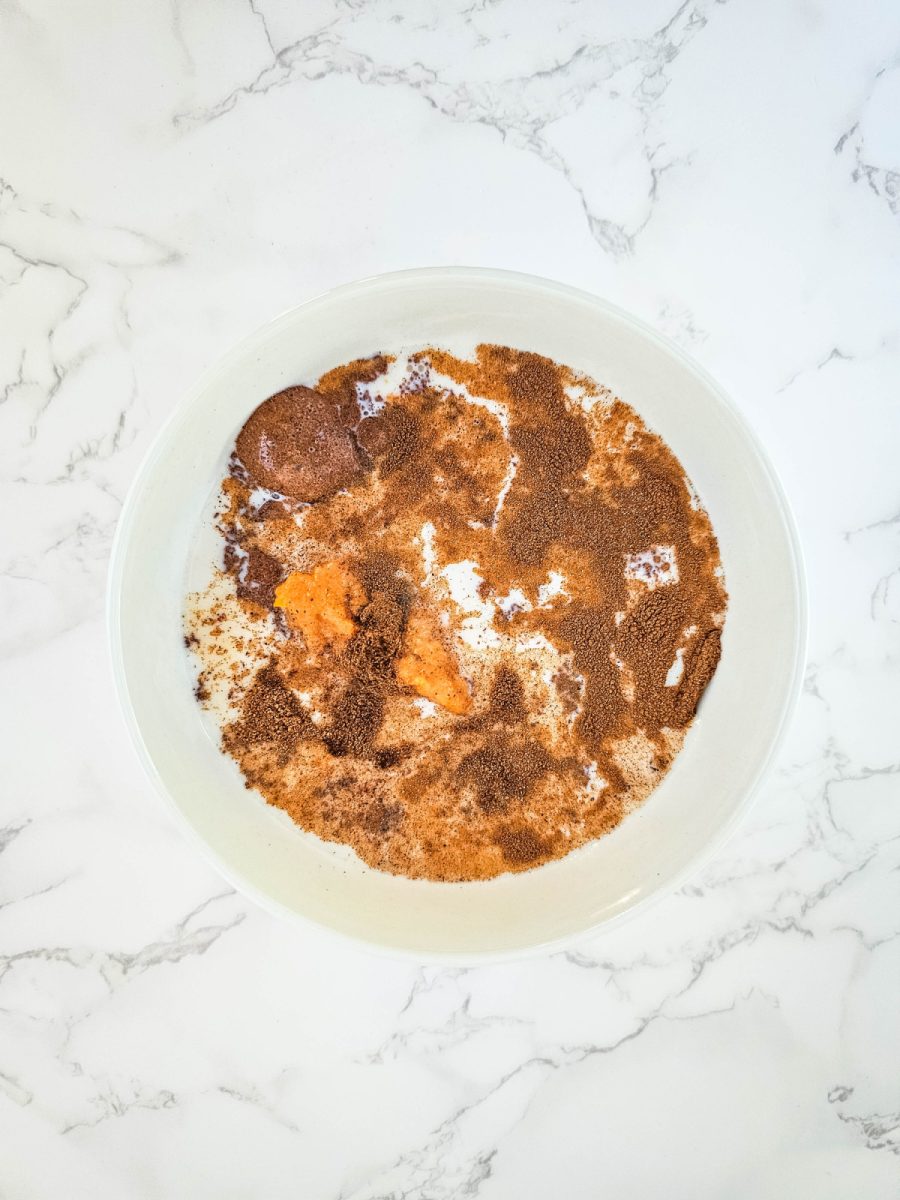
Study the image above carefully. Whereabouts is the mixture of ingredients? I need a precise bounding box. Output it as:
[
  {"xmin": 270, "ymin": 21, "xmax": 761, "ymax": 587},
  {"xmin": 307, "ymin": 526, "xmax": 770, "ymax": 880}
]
[{"xmin": 184, "ymin": 344, "xmax": 727, "ymax": 881}]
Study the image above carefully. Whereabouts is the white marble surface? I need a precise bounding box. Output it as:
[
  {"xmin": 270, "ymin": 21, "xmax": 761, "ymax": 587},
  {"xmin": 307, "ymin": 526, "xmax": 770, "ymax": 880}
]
[{"xmin": 1, "ymin": 1, "xmax": 899, "ymax": 1195}]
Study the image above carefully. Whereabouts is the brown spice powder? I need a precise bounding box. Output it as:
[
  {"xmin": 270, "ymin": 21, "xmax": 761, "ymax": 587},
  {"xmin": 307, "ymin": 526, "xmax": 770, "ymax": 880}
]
[
  {"xmin": 187, "ymin": 344, "xmax": 727, "ymax": 881},
  {"xmin": 223, "ymin": 663, "xmax": 317, "ymax": 766}
]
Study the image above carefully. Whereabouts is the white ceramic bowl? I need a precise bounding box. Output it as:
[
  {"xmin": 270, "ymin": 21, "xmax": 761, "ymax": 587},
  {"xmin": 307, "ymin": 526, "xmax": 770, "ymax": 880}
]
[{"xmin": 108, "ymin": 268, "xmax": 806, "ymax": 961}]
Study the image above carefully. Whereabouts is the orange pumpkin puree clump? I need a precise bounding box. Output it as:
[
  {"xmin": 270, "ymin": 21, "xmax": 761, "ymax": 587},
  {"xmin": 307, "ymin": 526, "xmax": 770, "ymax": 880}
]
[
  {"xmin": 396, "ymin": 611, "xmax": 472, "ymax": 715},
  {"xmin": 275, "ymin": 562, "xmax": 471, "ymax": 713},
  {"xmin": 274, "ymin": 562, "xmax": 365, "ymax": 655}
]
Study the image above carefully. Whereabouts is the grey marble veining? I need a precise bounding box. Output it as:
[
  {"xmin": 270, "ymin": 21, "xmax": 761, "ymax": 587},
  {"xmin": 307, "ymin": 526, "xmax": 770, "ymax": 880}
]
[{"xmin": 1, "ymin": 1, "xmax": 899, "ymax": 1196}]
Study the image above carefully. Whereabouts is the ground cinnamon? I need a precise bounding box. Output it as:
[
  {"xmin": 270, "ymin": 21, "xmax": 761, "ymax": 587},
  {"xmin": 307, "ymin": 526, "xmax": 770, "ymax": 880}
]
[{"xmin": 184, "ymin": 344, "xmax": 727, "ymax": 881}]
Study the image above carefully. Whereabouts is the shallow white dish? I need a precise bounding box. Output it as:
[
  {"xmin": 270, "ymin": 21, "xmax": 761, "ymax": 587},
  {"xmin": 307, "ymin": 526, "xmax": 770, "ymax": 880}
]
[{"xmin": 108, "ymin": 267, "xmax": 806, "ymax": 961}]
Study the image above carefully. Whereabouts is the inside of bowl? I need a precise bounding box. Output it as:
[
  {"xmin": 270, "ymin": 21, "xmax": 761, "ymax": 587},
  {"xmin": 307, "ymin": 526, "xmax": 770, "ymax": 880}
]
[{"xmin": 111, "ymin": 270, "xmax": 804, "ymax": 957}]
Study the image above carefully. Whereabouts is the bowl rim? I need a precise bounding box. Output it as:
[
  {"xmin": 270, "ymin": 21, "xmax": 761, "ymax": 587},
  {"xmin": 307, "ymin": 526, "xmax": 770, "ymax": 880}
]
[{"xmin": 107, "ymin": 265, "xmax": 808, "ymax": 963}]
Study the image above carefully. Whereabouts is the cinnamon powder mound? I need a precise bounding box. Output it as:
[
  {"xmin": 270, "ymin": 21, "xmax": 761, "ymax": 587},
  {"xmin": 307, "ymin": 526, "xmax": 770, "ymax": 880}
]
[{"xmin": 185, "ymin": 344, "xmax": 727, "ymax": 882}]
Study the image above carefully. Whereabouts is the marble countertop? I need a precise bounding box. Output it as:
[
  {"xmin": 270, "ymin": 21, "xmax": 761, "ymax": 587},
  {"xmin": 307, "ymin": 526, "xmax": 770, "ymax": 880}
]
[{"xmin": 2, "ymin": 1, "xmax": 899, "ymax": 1196}]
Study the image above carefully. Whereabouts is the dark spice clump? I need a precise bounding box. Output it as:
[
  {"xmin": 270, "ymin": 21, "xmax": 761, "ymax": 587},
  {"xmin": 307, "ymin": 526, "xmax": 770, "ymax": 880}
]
[
  {"xmin": 458, "ymin": 735, "xmax": 555, "ymax": 814},
  {"xmin": 557, "ymin": 605, "xmax": 627, "ymax": 745},
  {"xmin": 357, "ymin": 406, "xmax": 421, "ymax": 475},
  {"xmin": 489, "ymin": 667, "xmax": 525, "ymax": 722},
  {"xmin": 495, "ymin": 826, "xmax": 549, "ymax": 865},
  {"xmin": 224, "ymin": 540, "xmax": 284, "ymax": 609},
  {"xmin": 673, "ymin": 629, "xmax": 722, "ymax": 725},
  {"xmin": 374, "ymin": 744, "xmax": 409, "ymax": 770},
  {"xmin": 224, "ymin": 663, "xmax": 317, "ymax": 766}
]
